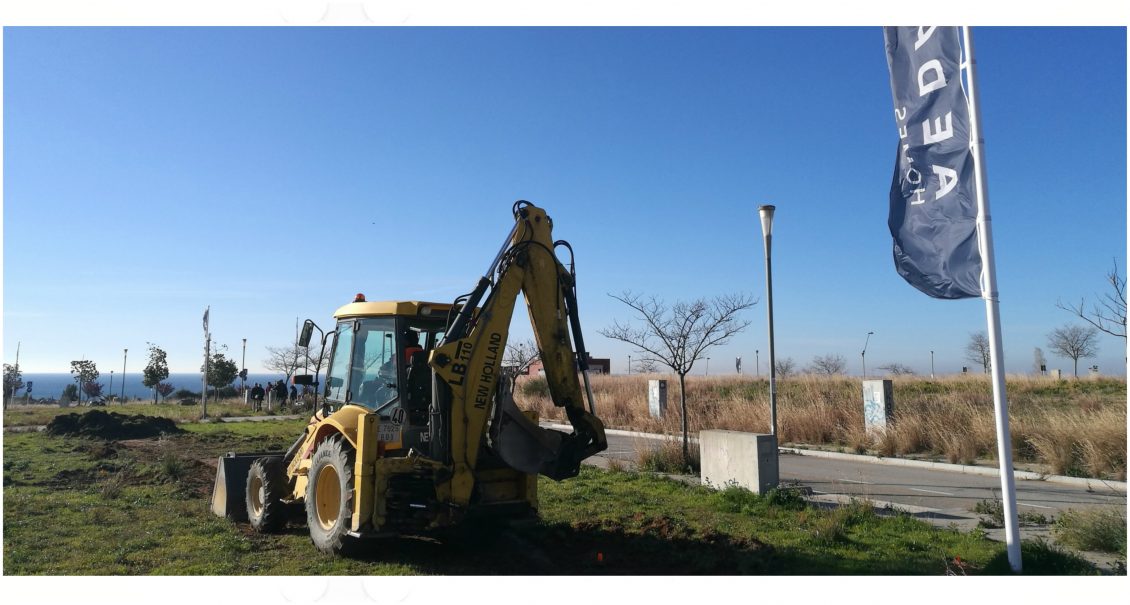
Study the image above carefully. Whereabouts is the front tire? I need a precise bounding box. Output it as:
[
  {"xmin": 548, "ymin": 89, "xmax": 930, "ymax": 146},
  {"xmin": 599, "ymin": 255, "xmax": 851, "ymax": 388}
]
[
  {"xmin": 305, "ymin": 435, "xmax": 356, "ymax": 554},
  {"xmin": 246, "ymin": 456, "xmax": 289, "ymax": 533}
]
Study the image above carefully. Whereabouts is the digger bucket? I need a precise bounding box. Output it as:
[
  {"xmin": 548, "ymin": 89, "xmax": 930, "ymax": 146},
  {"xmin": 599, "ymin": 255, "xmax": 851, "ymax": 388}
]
[
  {"xmin": 210, "ymin": 452, "xmax": 285, "ymax": 521},
  {"xmin": 490, "ymin": 381, "xmax": 606, "ymax": 481}
]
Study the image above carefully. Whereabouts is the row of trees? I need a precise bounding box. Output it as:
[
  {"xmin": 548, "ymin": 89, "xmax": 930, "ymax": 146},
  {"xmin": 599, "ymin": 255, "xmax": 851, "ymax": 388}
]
[
  {"xmin": 56, "ymin": 344, "xmax": 177, "ymax": 403},
  {"xmin": 769, "ymin": 319, "xmax": 1103, "ymax": 380}
]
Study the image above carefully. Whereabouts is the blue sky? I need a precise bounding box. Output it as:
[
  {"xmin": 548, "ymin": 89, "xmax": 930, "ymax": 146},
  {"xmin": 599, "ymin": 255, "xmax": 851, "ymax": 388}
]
[{"xmin": 3, "ymin": 26, "xmax": 1126, "ymax": 376}]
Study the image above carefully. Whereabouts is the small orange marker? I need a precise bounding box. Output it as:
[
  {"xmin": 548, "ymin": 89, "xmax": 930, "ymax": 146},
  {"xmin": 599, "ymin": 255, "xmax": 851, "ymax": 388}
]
[{"xmin": 597, "ymin": 552, "xmax": 604, "ymax": 563}]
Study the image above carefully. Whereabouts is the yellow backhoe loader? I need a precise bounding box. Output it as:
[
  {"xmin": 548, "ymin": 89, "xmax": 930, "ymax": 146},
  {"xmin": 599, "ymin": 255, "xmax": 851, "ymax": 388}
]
[{"xmin": 211, "ymin": 201, "xmax": 607, "ymax": 553}]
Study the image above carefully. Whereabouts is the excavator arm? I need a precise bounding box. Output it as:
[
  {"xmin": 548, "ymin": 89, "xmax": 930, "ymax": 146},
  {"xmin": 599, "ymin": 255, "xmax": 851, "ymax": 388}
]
[{"xmin": 430, "ymin": 201, "xmax": 607, "ymax": 506}]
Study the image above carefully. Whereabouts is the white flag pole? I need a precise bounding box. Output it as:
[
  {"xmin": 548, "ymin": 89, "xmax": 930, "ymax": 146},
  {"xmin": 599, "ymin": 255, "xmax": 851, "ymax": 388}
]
[{"xmin": 962, "ymin": 26, "xmax": 1022, "ymax": 573}]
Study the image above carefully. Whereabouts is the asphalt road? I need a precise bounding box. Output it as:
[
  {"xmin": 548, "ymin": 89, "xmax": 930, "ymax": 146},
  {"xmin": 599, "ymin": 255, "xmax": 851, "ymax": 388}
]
[{"xmin": 585, "ymin": 427, "xmax": 1126, "ymax": 531}]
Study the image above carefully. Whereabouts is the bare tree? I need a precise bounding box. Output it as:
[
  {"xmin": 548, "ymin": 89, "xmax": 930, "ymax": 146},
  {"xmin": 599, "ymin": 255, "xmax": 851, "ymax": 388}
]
[
  {"xmin": 807, "ymin": 354, "xmax": 847, "ymax": 376},
  {"xmin": 774, "ymin": 357, "xmax": 796, "ymax": 378},
  {"xmin": 1057, "ymin": 258, "xmax": 1127, "ymax": 340},
  {"xmin": 633, "ymin": 357, "xmax": 659, "ymax": 374},
  {"xmin": 264, "ymin": 343, "xmax": 324, "ymax": 384},
  {"xmin": 1032, "ymin": 347, "xmax": 1047, "ymax": 375},
  {"xmin": 876, "ymin": 362, "xmax": 915, "ymax": 376},
  {"xmin": 600, "ymin": 291, "xmax": 756, "ymax": 466},
  {"xmin": 503, "ymin": 339, "xmax": 540, "ymax": 378},
  {"xmin": 964, "ymin": 332, "xmax": 991, "ymax": 373},
  {"xmin": 1046, "ymin": 324, "xmax": 1100, "ymax": 377}
]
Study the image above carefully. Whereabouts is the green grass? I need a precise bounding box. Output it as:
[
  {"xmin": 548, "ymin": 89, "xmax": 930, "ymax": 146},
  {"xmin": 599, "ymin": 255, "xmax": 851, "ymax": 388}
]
[{"xmin": 3, "ymin": 419, "xmax": 1099, "ymax": 575}]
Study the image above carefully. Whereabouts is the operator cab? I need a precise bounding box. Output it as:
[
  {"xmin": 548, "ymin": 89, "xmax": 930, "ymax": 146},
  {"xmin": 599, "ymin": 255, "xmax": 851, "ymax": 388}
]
[{"xmin": 317, "ymin": 297, "xmax": 453, "ymax": 454}]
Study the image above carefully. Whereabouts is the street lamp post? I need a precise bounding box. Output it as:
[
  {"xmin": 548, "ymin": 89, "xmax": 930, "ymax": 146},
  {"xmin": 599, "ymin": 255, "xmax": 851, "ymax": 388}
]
[
  {"xmin": 108, "ymin": 370, "xmax": 114, "ymax": 402},
  {"xmin": 862, "ymin": 331, "xmax": 874, "ymax": 378},
  {"xmin": 705, "ymin": 357, "xmax": 711, "ymax": 376},
  {"xmin": 121, "ymin": 349, "xmax": 127, "ymax": 404},
  {"xmin": 241, "ymin": 338, "xmax": 248, "ymax": 395},
  {"xmin": 628, "ymin": 355, "xmax": 632, "ymax": 376},
  {"xmin": 759, "ymin": 204, "xmax": 778, "ymax": 437},
  {"xmin": 930, "ymin": 350, "xmax": 935, "ymax": 379},
  {"xmin": 756, "ymin": 349, "xmax": 760, "ymax": 378}
]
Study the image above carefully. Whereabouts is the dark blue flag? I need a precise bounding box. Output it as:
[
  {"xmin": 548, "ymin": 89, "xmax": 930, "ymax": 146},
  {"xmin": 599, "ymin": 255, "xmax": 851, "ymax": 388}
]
[{"xmin": 884, "ymin": 27, "xmax": 981, "ymax": 299}]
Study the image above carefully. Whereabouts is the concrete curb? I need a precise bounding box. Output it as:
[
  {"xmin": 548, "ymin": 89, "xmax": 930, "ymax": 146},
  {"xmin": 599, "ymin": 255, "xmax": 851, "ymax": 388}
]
[
  {"xmin": 542, "ymin": 422, "xmax": 700, "ymax": 443},
  {"xmin": 542, "ymin": 422, "xmax": 1127, "ymax": 493}
]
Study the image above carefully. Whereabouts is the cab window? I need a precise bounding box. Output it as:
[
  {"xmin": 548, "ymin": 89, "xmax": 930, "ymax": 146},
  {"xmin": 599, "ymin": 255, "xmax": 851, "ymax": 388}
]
[
  {"xmin": 323, "ymin": 321, "xmax": 353, "ymax": 403},
  {"xmin": 351, "ymin": 317, "xmax": 398, "ymax": 409}
]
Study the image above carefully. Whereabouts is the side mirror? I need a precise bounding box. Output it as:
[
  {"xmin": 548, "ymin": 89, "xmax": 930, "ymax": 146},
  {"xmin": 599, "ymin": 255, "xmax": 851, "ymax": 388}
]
[
  {"xmin": 299, "ymin": 320, "xmax": 315, "ymax": 347},
  {"xmin": 327, "ymin": 376, "xmax": 343, "ymax": 388},
  {"xmin": 293, "ymin": 374, "xmax": 317, "ymax": 386}
]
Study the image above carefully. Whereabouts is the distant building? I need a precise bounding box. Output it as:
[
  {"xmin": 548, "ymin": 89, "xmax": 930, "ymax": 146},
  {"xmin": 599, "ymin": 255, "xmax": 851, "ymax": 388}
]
[{"xmin": 524, "ymin": 354, "xmax": 610, "ymax": 376}]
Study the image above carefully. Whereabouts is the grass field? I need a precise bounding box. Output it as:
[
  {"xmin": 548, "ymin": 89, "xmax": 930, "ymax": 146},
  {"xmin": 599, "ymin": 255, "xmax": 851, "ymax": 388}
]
[
  {"xmin": 3, "ymin": 417, "xmax": 1099, "ymax": 575},
  {"xmin": 523, "ymin": 374, "xmax": 1127, "ymax": 479}
]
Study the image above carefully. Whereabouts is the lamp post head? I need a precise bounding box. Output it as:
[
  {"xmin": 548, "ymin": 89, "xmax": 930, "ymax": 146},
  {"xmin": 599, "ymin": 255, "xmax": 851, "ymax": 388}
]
[{"xmin": 758, "ymin": 204, "xmax": 776, "ymax": 238}]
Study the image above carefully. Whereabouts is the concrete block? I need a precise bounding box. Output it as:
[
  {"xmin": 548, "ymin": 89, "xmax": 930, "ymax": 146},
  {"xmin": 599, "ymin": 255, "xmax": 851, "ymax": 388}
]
[
  {"xmin": 862, "ymin": 379, "xmax": 894, "ymax": 435},
  {"xmin": 648, "ymin": 379, "xmax": 667, "ymax": 419},
  {"xmin": 700, "ymin": 430, "xmax": 778, "ymax": 494}
]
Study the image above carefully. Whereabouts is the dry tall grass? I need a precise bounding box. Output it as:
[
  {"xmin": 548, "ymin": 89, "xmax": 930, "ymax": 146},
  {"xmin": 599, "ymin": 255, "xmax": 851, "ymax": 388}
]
[{"xmin": 519, "ymin": 373, "xmax": 1127, "ymax": 480}]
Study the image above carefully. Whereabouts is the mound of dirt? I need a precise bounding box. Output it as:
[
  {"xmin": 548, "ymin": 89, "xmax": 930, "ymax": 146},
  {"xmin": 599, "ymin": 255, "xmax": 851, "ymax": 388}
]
[{"xmin": 45, "ymin": 410, "xmax": 183, "ymax": 440}]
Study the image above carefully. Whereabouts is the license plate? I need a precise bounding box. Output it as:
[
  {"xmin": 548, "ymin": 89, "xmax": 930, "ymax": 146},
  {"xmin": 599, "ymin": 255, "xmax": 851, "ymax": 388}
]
[{"xmin": 378, "ymin": 423, "xmax": 400, "ymax": 443}]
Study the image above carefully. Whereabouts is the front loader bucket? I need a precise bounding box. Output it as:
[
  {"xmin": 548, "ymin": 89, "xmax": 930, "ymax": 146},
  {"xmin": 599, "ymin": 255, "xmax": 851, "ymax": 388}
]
[{"xmin": 210, "ymin": 452, "xmax": 284, "ymax": 521}]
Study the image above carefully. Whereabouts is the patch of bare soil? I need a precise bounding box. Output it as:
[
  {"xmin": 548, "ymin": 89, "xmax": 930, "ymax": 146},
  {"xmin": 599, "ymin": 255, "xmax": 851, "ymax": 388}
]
[{"xmin": 45, "ymin": 410, "xmax": 182, "ymax": 440}]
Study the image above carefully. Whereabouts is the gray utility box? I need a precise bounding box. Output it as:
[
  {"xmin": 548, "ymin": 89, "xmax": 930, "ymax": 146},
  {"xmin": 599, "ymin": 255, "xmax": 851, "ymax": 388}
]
[
  {"xmin": 700, "ymin": 431, "xmax": 779, "ymax": 494},
  {"xmin": 862, "ymin": 379, "xmax": 894, "ymax": 434},
  {"xmin": 648, "ymin": 379, "xmax": 667, "ymax": 419}
]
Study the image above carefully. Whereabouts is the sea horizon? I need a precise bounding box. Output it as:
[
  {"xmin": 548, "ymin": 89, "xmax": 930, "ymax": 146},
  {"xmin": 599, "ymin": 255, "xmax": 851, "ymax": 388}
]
[{"xmin": 10, "ymin": 372, "xmax": 299, "ymax": 401}]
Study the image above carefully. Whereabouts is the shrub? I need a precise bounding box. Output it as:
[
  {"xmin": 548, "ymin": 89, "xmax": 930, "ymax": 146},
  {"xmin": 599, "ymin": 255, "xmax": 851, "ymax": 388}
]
[
  {"xmin": 158, "ymin": 451, "xmax": 185, "ymax": 482},
  {"xmin": 713, "ymin": 485, "xmax": 807, "ymax": 515},
  {"xmin": 99, "ymin": 474, "xmax": 126, "ymax": 500},
  {"xmin": 1054, "ymin": 508, "xmax": 1126, "ymax": 556},
  {"xmin": 809, "ymin": 499, "xmax": 875, "ymax": 545},
  {"xmin": 519, "ymin": 376, "xmax": 549, "ymax": 399},
  {"xmin": 636, "ymin": 439, "xmax": 699, "ymax": 474},
  {"xmin": 982, "ymin": 538, "xmax": 1097, "ymax": 575}
]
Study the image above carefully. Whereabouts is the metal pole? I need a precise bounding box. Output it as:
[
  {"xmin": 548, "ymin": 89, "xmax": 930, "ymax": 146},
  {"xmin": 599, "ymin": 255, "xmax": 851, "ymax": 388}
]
[
  {"xmin": 9, "ymin": 342, "xmax": 19, "ymax": 409},
  {"xmin": 755, "ymin": 350, "xmax": 759, "ymax": 378},
  {"xmin": 706, "ymin": 357, "xmax": 710, "ymax": 376},
  {"xmin": 930, "ymin": 350, "xmax": 935, "ymax": 378},
  {"xmin": 203, "ymin": 335, "xmax": 209, "ymax": 418},
  {"xmin": 202, "ymin": 306, "xmax": 210, "ymax": 418},
  {"xmin": 963, "ymin": 26, "xmax": 1020, "ymax": 573},
  {"xmin": 862, "ymin": 331, "xmax": 873, "ymax": 378},
  {"xmin": 108, "ymin": 371, "xmax": 113, "ymax": 402},
  {"xmin": 241, "ymin": 338, "xmax": 247, "ymax": 395},
  {"xmin": 759, "ymin": 205, "xmax": 777, "ymax": 437},
  {"xmin": 628, "ymin": 355, "xmax": 631, "ymax": 375},
  {"xmin": 121, "ymin": 349, "xmax": 127, "ymax": 404}
]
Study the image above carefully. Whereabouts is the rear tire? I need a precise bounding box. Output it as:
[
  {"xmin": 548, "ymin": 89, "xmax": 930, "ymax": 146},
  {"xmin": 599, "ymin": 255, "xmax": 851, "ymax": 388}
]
[
  {"xmin": 246, "ymin": 456, "xmax": 289, "ymax": 533},
  {"xmin": 305, "ymin": 435, "xmax": 356, "ymax": 554}
]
